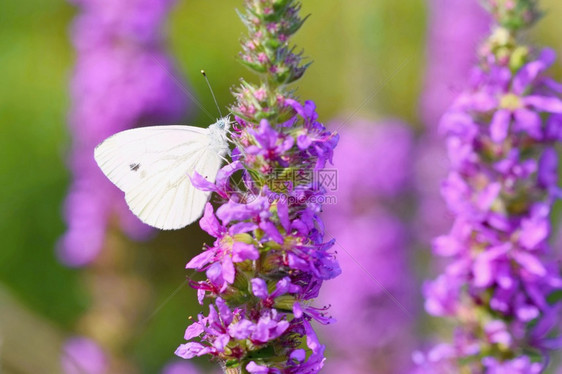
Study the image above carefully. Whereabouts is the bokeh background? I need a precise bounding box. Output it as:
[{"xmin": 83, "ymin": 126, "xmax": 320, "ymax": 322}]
[{"xmin": 2, "ymin": 0, "xmax": 562, "ymax": 373}]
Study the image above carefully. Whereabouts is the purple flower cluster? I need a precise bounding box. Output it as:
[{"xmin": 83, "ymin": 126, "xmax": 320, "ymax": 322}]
[
  {"xmin": 174, "ymin": 1, "xmax": 340, "ymax": 371},
  {"xmin": 61, "ymin": 336, "xmax": 108, "ymax": 374},
  {"xmin": 319, "ymin": 120, "xmax": 417, "ymax": 374},
  {"xmin": 176, "ymin": 100, "xmax": 339, "ymax": 373},
  {"xmin": 420, "ymin": 36, "xmax": 562, "ymax": 373},
  {"xmin": 59, "ymin": 0, "xmax": 187, "ymax": 266}
]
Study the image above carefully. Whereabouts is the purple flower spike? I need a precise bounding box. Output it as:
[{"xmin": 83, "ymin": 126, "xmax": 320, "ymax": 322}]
[
  {"xmin": 417, "ymin": 1, "xmax": 562, "ymax": 371},
  {"xmin": 175, "ymin": 0, "xmax": 339, "ymax": 372},
  {"xmin": 318, "ymin": 119, "xmax": 417, "ymax": 374},
  {"xmin": 59, "ymin": 0, "xmax": 188, "ymax": 267},
  {"xmin": 416, "ymin": 0, "xmax": 490, "ymax": 246}
]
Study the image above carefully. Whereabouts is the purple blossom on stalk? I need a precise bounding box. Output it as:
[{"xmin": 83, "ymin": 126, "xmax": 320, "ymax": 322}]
[
  {"xmin": 61, "ymin": 336, "xmax": 108, "ymax": 374},
  {"xmin": 58, "ymin": 0, "xmax": 187, "ymax": 266},
  {"xmin": 319, "ymin": 120, "xmax": 417, "ymax": 374},
  {"xmin": 417, "ymin": 1, "xmax": 562, "ymax": 371},
  {"xmin": 161, "ymin": 360, "xmax": 205, "ymax": 374},
  {"xmin": 175, "ymin": 1, "xmax": 339, "ymax": 373}
]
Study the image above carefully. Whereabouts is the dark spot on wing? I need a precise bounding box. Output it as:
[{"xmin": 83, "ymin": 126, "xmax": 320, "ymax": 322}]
[{"xmin": 130, "ymin": 163, "xmax": 140, "ymax": 171}]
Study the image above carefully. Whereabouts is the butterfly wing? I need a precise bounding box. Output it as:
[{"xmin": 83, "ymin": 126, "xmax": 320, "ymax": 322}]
[{"xmin": 94, "ymin": 125, "xmax": 224, "ymax": 230}]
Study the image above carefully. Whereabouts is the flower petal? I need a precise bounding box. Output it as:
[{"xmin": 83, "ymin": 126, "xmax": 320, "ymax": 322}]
[
  {"xmin": 185, "ymin": 249, "xmax": 215, "ymax": 269},
  {"xmin": 232, "ymin": 241, "xmax": 259, "ymax": 262},
  {"xmin": 190, "ymin": 171, "xmax": 218, "ymax": 192},
  {"xmin": 175, "ymin": 343, "xmax": 211, "ymax": 359},
  {"xmin": 525, "ymin": 95, "xmax": 562, "ymax": 113},
  {"xmin": 512, "ymin": 251, "xmax": 547, "ymax": 277},
  {"xmin": 513, "ymin": 108, "xmax": 542, "ymax": 139},
  {"xmin": 199, "ymin": 203, "xmax": 223, "ymax": 237},
  {"xmin": 490, "ymin": 109, "xmax": 511, "ymax": 142},
  {"xmin": 251, "ymin": 278, "xmax": 269, "ymax": 299}
]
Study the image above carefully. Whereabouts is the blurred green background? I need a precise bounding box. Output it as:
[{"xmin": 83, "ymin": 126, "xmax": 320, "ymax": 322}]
[{"xmin": 1, "ymin": 0, "xmax": 562, "ymax": 373}]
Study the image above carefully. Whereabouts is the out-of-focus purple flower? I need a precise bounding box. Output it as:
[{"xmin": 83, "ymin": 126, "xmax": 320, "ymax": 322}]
[
  {"xmin": 482, "ymin": 356, "xmax": 543, "ymax": 374},
  {"xmin": 61, "ymin": 337, "xmax": 108, "ymax": 374},
  {"xmin": 411, "ymin": 343, "xmax": 458, "ymax": 374},
  {"xmin": 415, "ymin": 0, "xmax": 491, "ymax": 242},
  {"xmin": 58, "ymin": 0, "xmax": 187, "ymax": 267},
  {"xmin": 421, "ymin": 0, "xmax": 490, "ymax": 128},
  {"xmin": 423, "ymin": 274, "xmax": 461, "ymax": 317},
  {"xmin": 419, "ymin": 2, "xmax": 562, "ymax": 369},
  {"xmin": 319, "ymin": 120, "xmax": 417, "ymax": 374},
  {"xmin": 161, "ymin": 360, "xmax": 203, "ymax": 374},
  {"xmin": 331, "ymin": 119, "xmax": 413, "ymax": 204}
]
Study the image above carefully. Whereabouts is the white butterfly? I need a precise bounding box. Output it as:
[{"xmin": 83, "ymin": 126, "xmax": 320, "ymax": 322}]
[{"xmin": 94, "ymin": 117, "xmax": 230, "ymax": 230}]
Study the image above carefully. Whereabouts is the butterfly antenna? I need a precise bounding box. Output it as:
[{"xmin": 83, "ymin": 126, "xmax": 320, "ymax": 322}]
[{"xmin": 201, "ymin": 70, "xmax": 223, "ymax": 118}]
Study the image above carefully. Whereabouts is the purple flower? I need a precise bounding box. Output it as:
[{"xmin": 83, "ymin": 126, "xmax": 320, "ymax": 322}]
[
  {"xmin": 482, "ymin": 356, "xmax": 543, "ymax": 374},
  {"xmin": 415, "ymin": 0, "xmax": 490, "ymax": 242},
  {"xmin": 61, "ymin": 337, "xmax": 108, "ymax": 374},
  {"xmin": 247, "ymin": 119, "xmax": 295, "ymax": 164},
  {"xmin": 319, "ymin": 120, "xmax": 417, "ymax": 374},
  {"xmin": 423, "ymin": 274, "xmax": 461, "ymax": 317},
  {"xmin": 286, "ymin": 100, "xmax": 338, "ymax": 170},
  {"xmin": 453, "ymin": 49, "xmax": 562, "ymax": 143},
  {"xmin": 411, "ymin": 344, "xmax": 458, "ymax": 374},
  {"xmin": 419, "ymin": 4, "xmax": 562, "ymax": 369},
  {"xmin": 328, "ymin": 119, "xmax": 414, "ymax": 207},
  {"xmin": 160, "ymin": 361, "xmax": 203, "ymax": 374},
  {"xmin": 420, "ymin": 0, "xmax": 490, "ymax": 127},
  {"xmin": 176, "ymin": 1, "xmax": 339, "ymax": 371},
  {"xmin": 179, "ymin": 100, "xmax": 339, "ymax": 369},
  {"xmin": 176, "ymin": 299, "xmax": 292, "ymax": 360},
  {"xmin": 59, "ymin": 0, "xmax": 187, "ymax": 267},
  {"xmin": 246, "ymin": 362, "xmax": 271, "ymax": 374},
  {"xmin": 188, "ymin": 205, "xmax": 260, "ymax": 261}
]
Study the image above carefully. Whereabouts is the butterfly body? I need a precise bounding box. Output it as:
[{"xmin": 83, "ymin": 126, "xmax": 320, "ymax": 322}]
[
  {"xmin": 94, "ymin": 118, "xmax": 231, "ymax": 230},
  {"xmin": 207, "ymin": 117, "xmax": 231, "ymax": 157}
]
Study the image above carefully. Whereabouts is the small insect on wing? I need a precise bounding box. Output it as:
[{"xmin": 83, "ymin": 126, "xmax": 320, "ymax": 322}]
[{"xmin": 94, "ymin": 125, "xmax": 222, "ymax": 230}]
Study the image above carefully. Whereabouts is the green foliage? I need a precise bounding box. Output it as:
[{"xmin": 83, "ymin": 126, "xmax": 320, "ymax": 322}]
[{"xmin": 0, "ymin": 0, "xmax": 84, "ymax": 325}]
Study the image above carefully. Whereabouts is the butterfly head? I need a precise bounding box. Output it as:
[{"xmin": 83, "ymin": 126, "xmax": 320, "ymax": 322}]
[
  {"xmin": 208, "ymin": 116, "xmax": 231, "ymax": 156},
  {"xmin": 213, "ymin": 116, "xmax": 231, "ymax": 132}
]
